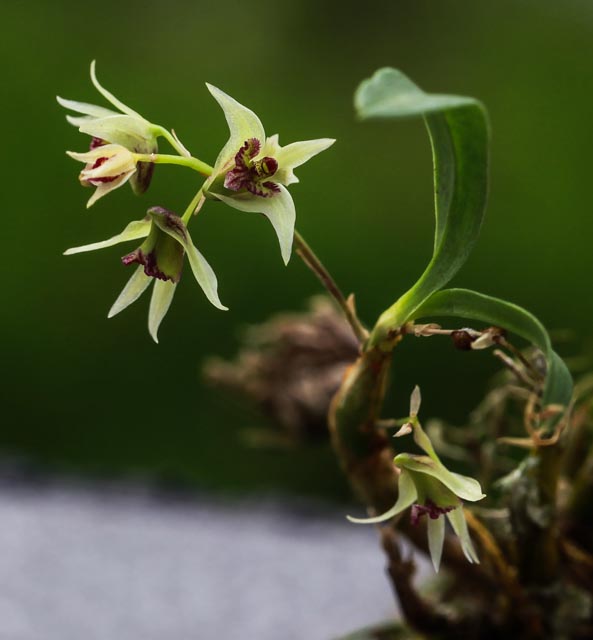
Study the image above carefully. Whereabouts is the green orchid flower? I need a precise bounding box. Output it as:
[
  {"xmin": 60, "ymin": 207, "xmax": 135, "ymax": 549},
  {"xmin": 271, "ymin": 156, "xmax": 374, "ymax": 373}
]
[
  {"xmin": 203, "ymin": 84, "xmax": 335, "ymax": 264},
  {"xmin": 58, "ymin": 61, "xmax": 180, "ymax": 201},
  {"xmin": 64, "ymin": 206, "xmax": 227, "ymax": 342},
  {"xmin": 347, "ymin": 386, "xmax": 485, "ymax": 571}
]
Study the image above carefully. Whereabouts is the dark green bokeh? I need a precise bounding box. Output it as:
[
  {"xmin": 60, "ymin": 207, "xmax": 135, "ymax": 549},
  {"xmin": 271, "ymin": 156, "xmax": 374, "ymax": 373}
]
[{"xmin": 2, "ymin": 1, "xmax": 592, "ymax": 498}]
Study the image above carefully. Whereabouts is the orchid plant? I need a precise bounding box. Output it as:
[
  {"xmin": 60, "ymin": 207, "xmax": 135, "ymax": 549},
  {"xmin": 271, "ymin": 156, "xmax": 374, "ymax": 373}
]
[{"xmin": 58, "ymin": 64, "xmax": 590, "ymax": 640}]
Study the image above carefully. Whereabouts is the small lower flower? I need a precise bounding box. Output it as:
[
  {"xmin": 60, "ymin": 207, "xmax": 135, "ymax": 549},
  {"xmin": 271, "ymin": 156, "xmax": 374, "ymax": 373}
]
[
  {"xmin": 64, "ymin": 206, "xmax": 227, "ymax": 342},
  {"xmin": 347, "ymin": 386, "xmax": 485, "ymax": 571}
]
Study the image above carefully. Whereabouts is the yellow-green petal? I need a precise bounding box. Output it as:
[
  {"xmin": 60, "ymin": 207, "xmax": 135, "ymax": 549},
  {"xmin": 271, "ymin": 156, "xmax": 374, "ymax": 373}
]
[
  {"xmin": 148, "ymin": 209, "xmax": 227, "ymax": 311},
  {"xmin": 78, "ymin": 115, "xmax": 157, "ymax": 151},
  {"xmin": 395, "ymin": 454, "xmax": 485, "ymax": 503},
  {"xmin": 447, "ymin": 507, "xmax": 479, "ymax": 564},
  {"xmin": 215, "ymin": 185, "xmax": 296, "ymax": 265},
  {"xmin": 273, "ymin": 138, "xmax": 335, "ymax": 186},
  {"xmin": 90, "ymin": 60, "xmax": 144, "ymax": 120},
  {"xmin": 206, "ymin": 83, "xmax": 265, "ymax": 175},
  {"xmin": 64, "ymin": 219, "xmax": 151, "ymax": 255},
  {"xmin": 148, "ymin": 280, "xmax": 177, "ymax": 343},
  {"xmin": 427, "ymin": 515, "xmax": 445, "ymax": 572},
  {"xmin": 108, "ymin": 266, "xmax": 152, "ymax": 318},
  {"xmin": 347, "ymin": 469, "xmax": 418, "ymax": 524},
  {"xmin": 56, "ymin": 96, "xmax": 116, "ymax": 119}
]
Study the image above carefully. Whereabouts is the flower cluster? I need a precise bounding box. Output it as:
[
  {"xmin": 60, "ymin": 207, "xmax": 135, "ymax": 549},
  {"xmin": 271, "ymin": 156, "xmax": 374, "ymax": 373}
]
[
  {"xmin": 59, "ymin": 62, "xmax": 334, "ymax": 340},
  {"xmin": 347, "ymin": 387, "xmax": 485, "ymax": 571}
]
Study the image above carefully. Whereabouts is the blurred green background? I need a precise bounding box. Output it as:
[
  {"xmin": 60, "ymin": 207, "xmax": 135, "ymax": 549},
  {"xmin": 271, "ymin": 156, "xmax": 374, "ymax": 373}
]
[{"xmin": 2, "ymin": 0, "xmax": 592, "ymax": 499}]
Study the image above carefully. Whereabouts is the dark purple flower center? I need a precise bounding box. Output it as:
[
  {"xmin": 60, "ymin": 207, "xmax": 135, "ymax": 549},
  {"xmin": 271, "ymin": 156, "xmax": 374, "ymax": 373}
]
[
  {"xmin": 224, "ymin": 138, "xmax": 280, "ymax": 198},
  {"xmin": 410, "ymin": 500, "xmax": 455, "ymax": 526}
]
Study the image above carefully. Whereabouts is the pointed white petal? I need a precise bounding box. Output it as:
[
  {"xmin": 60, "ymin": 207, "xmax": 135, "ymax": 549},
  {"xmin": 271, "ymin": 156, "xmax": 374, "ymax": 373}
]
[
  {"xmin": 67, "ymin": 143, "xmax": 128, "ymax": 165},
  {"xmin": 185, "ymin": 243, "xmax": 228, "ymax": 310},
  {"xmin": 64, "ymin": 219, "xmax": 151, "ymax": 255},
  {"xmin": 86, "ymin": 171, "xmax": 135, "ymax": 208},
  {"xmin": 66, "ymin": 115, "xmax": 100, "ymax": 128},
  {"xmin": 90, "ymin": 60, "xmax": 144, "ymax": 119},
  {"xmin": 447, "ymin": 507, "xmax": 480, "ymax": 564},
  {"xmin": 347, "ymin": 470, "xmax": 418, "ymax": 524},
  {"xmin": 427, "ymin": 516, "xmax": 445, "ymax": 572},
  {"xmin": 148, "ymin": 280, "xmax": 177, "ymax": 343},
  {"xmin": 215, "ymin": 185, "xmax": 296, "ymax": 265},
  {"xmin": 274, "ymin": 138, "xmax": 335, "ymax": 185},
  {"xmin": 409, "ymin": 385, "xmax": 421, "ymax": 417},
  {"xmin": 108, "ymin": 266, "xmax": 152, "ymax": 318},
  {"xmin": 57, "ymin": 96, "xmax": 116, "ymax": 118},
  {"xmin": 206, "ymin": 83, "xmax": 265, "ymax": 174}
]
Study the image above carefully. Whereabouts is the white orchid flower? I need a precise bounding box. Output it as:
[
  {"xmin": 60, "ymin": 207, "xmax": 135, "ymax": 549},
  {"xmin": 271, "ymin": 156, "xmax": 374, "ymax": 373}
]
[
  {"xmin": 347, "ymin": 386, "xmax": 485, "ymax": 572},
  {"xmin": 64, "ymin": 207, "xmax": 227, "ymax": 342},
  {"xmin": 66, "ymin": 142, "xmax": 139, "ymax": 208},
  {"xmin": 204, "ymin": 84, "xmax": 335, "ymax": 264},
  {"xmin": 58, "ymin": 61, "xmax": 164, "ymax": 199}
]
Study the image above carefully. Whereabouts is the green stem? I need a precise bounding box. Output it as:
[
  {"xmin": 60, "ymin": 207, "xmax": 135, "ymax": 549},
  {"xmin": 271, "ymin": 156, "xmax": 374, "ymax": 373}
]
[
  {"xmin": 293, "ymin": 230, "xmax": 368, "ymax": 343},
  {"xmin": 154, "ymin": 126, "xmax": 191, "ymax": 158},
  {"xmin": 181, "ymin": 187, "xmax": 205, "ymax": 224},
  {"xmin": 134, "ymin": 153, "xmax": 213, "ymax": 176}
]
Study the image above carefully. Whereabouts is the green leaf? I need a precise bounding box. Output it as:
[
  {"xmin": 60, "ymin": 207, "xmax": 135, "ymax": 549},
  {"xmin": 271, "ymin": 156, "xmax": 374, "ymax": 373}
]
[
  {"xmin": 413, "ymin": 288, "xmax": 573, "ymax": 412},
  {"xmin": 356, "ymin": 69, "xmax": 489, "ymax": 344}
]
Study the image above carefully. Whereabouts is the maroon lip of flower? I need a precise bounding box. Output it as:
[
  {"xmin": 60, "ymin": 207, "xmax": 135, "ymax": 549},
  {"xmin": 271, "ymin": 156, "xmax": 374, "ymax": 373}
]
[
  {"xmin": 83, "ymin": 156, "xmax": 122, "ymax": 185},
  {"xmin": 121, "ymin": 207, "xmax": 186, "ymax": 283},
  {"xmin": 224, "ymin": 138, "xmax": 280, "ymax": 198},
  {"xmin": 90, "ymin": 137, "xmax": 106, "ymax": 150},
  {"xmin": 121, "ymin": 248, "xmax": 169, "ymax": 281},
  {"xmin": 81, "ymin": 138, "xmax": 122, "ymax": 185},
  {"xmin": 410, "ymin": 500, "xmax": 455, "ymax": 526}
]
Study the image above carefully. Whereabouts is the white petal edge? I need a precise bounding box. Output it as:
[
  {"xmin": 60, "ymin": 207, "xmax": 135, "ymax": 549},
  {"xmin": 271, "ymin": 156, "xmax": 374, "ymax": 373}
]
[
  {"xmin": 90, "ymin": 60, "xmax": 144, "ymax": 120},
  {"xmin": 427, "ymin": 515, "xmax": 445, "ymax": 572},
  {"xmin": 447, "ymin": 507, "xmax": 480, "ymax": 564},
  {"xmin": 205, "ymin": 83, "xmax": 265, "ymax": 175},
  {"xmin": 57, "ymin": 96, "xmax": 116, "ymax": 119},
  {"xmin": 274, "ymin": 138, "xmax": 335, "ymax": 185},
  {"xmin": 182, "ymin": 242, "xmax": 226, "ymax": 310},
  {"xmin": 215, "ymin": 185, "xmax": 296, "ymax": 265},
  {"xmin": 409, "ymin": 385, "xmax": 421, "ymax": 417},
  {"xmin": 148, "ymin": 280, "xmax": 177, "ymax": 343},
  {"xmin": 86, "ymin": 170, "xmax": 135, "ymax": 208},
  {"xmin": 108, "ymin": 266, "xmax": 152, "ymax": 318},
  {"xmin": 64, "ymin": 219, "xmax": 151, "ymax": 255},
  {"xmin": 347, "ymin": 470, "xmax": 418, "ymax": 524}
]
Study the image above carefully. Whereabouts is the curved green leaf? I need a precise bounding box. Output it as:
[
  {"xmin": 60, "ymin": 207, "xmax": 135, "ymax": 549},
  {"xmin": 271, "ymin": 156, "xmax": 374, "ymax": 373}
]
[
  {"xmin": 356, "ymin": 69, "xmax": 489, "ymax": 345},
  {"xmin": 413, "ymin": 288, "xmax": 573, "ymax": 412}
]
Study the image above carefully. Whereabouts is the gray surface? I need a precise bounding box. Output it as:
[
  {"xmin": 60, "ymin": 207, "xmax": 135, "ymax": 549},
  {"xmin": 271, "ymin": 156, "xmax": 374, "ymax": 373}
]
[{"xmin": 0, "ymin": 481, "xmax": 403, "ymax": 640}]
